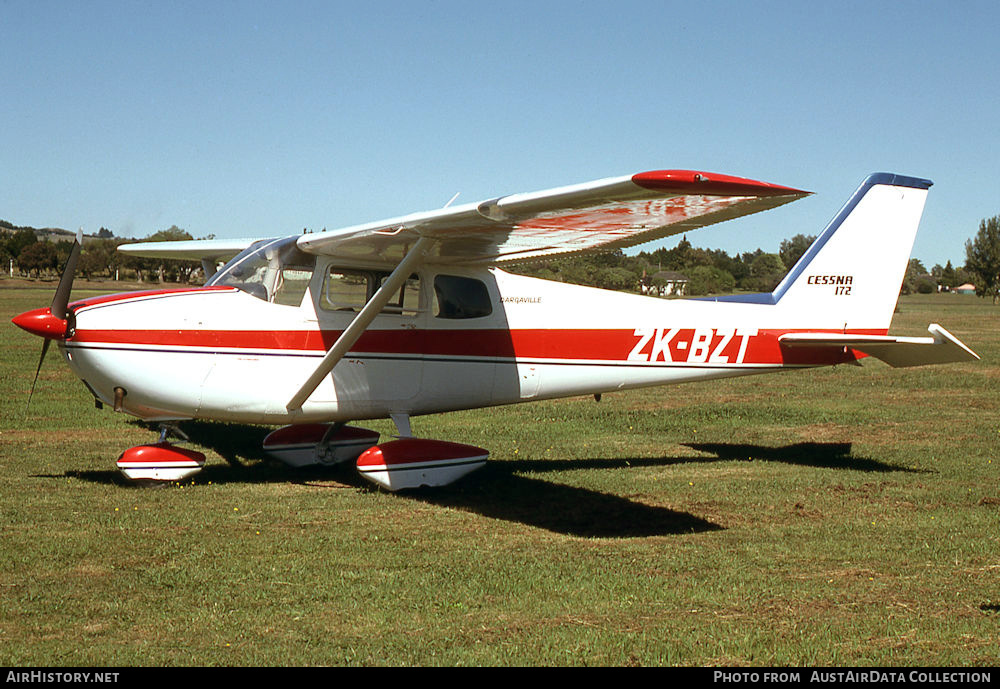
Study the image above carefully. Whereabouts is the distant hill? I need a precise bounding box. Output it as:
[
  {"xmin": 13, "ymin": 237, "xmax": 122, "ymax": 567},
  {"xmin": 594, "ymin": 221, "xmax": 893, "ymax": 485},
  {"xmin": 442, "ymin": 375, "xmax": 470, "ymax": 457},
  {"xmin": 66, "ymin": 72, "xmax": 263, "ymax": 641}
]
[{"xmin": 1, "ymin": 219, "xmax": 106, "ymax": 243}]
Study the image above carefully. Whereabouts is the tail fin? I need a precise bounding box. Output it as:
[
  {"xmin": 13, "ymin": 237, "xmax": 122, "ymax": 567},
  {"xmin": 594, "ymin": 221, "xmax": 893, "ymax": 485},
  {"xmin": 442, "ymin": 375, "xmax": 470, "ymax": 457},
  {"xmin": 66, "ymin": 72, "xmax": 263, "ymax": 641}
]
[{"xmin": 772, "ymin": 173, "xmax": 931, "ymax": 332}]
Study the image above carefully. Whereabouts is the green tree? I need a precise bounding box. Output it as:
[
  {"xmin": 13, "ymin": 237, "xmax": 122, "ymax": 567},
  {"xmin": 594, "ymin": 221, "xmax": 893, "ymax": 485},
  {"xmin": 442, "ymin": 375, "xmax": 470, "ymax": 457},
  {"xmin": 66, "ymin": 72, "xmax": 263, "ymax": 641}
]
[
  {"xmin": 915, "ymin": 275, "xmax": 937, "ymax": 294},
  {"xmin": 686, "ymin": 265, "xmax": 736, "ymax": 296},
  {"xmin": 663, "ymin": 236, "xmax": 693, "ymax": 270},
  {"xmin": 939, "ymin": 260, "xmax": 957, "ymax": 289},
  {"xmin": 7, "ymin": 228, "xmax": 37, "ymax": 257},
  {"xmin": 79, "ymin": 238, "xmax": 125, "ymax": 279},
  {"xmin": 965, "ymin": 215, "xmax": 1000, "ymax": 303},
  {"xmin": 779, "ymin": 234, "xmax": 816, "ymax": 270},
  {"xmin": 735, "ymin": 249, "xmax": 764, "ymax": 290},
  {"xmin": 595, "ymin": 266, "xmax": 638, "ymax": 291},
  {"xmin": 900, "ymin": 258, "xmax": 929, "ymax": 295},
  {"xmin": 749, "ymin": 253, "xmax": 786, "ymax": 292},
  {"xmin": 17, "ymin": 241, "xmax": 58, "ymax": 277}
]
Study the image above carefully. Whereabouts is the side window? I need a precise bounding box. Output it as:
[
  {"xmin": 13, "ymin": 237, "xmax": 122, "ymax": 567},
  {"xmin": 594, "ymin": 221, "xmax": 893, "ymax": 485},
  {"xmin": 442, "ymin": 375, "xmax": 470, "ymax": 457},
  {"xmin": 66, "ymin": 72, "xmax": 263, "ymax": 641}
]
[
  {"xmin": 320, "ymin": 267, "xmax": 421, "ymax": 315},
  {"xmin": 321, "ymin": 269, "xmax": 370, "ymax": 311},
  {"xmin": 433, "ymin": 275, "xmax": 493, "ymax": 319},
  {"xmin": 375, "ymin": 273, "xmax": 421, "ymax": 316},
  {"xmin": 272, "ymin": 265, "xmax": 314, "ymax": 306}
]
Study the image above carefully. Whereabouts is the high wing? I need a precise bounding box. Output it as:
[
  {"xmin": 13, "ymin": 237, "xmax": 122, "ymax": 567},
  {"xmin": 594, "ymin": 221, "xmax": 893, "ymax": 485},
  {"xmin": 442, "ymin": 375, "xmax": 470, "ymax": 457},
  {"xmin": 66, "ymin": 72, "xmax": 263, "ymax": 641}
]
[
  {"xmin": 114, "ymin": 170, "xmax": 808, "ymax": 267},
  {"xmin": 117, "ymin": 237, "xmax": 258, "ymax": 281},
  {"xmin": 281, "ymin": 170, "xmax": 807, "ymax": 410},
  {"xmin": 117, "ymin": 238, "xmax": 256, "ymax": 262},
  {"xmin": 295, "ymin": 170, "xmax": 809, "ymax": 265}
]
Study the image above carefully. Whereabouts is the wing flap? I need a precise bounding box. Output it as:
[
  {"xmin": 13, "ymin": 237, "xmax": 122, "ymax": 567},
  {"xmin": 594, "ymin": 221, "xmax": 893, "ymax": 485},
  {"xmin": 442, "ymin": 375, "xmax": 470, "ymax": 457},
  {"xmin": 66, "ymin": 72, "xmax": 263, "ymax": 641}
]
[{"xmin": 779, "ymin": 324, "xmax": 980, "ymax": 368}]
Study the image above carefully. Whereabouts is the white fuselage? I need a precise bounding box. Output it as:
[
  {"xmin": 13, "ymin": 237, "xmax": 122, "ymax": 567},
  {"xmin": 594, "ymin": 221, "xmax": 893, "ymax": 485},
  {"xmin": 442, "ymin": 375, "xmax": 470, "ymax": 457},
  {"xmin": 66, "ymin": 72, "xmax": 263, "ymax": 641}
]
[{"xmin": 61, "ymin": 264, "xmax": 865, "ymax": 424}]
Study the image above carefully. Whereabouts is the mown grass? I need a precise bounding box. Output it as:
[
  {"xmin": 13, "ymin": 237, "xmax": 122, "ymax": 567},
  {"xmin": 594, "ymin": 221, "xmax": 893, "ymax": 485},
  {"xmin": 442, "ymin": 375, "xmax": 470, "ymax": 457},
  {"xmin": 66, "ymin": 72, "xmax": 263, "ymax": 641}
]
[{"xmin": 1, "ymin": 282, "xmax": 997, "ymax": 666}]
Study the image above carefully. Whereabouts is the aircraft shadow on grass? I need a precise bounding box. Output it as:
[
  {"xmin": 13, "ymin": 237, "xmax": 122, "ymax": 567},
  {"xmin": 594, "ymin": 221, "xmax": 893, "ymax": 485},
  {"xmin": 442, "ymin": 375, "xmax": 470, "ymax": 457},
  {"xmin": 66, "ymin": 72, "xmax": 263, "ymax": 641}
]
[
  {"xmin": 681, "ymin": 442, "xmax": 928, "ymax": 474},
  {"xmin": 44, "ymin": 422, "xmax": 923, "ymax": 538}
]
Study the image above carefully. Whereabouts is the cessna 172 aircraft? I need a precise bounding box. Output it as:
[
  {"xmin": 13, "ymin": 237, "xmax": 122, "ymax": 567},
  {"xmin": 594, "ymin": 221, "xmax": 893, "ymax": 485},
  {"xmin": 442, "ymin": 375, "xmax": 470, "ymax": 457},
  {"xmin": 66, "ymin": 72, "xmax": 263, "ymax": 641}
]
[{"xmin": 12, "ymin": 169, "xmax": 979, "ymax": 490}]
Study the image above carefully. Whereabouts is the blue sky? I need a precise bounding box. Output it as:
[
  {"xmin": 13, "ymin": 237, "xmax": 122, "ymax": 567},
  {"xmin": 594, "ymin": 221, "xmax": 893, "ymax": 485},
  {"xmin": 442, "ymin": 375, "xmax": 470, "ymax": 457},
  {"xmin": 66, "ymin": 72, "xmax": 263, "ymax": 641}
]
[{"xmin": 2, "ymin": 1, "xmax": 998, "ymax": 267}]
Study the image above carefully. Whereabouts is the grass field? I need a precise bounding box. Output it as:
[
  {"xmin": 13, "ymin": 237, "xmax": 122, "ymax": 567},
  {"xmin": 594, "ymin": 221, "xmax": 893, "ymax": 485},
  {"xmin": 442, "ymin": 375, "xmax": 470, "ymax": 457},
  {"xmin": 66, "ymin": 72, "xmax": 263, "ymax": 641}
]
[{"xmin": 1, "ymin": 281, "xmax": 997, "ymax": 666}]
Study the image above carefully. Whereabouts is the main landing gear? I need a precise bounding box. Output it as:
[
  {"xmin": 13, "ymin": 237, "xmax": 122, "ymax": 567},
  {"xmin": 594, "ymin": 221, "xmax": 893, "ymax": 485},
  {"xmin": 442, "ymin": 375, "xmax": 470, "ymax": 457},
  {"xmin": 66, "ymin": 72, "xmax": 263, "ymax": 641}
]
[
  {"xmin": 262, "ymin": 416, "xmax": 489, "ymax": 491},
  {"xmin": 115, "ymin": 425, "xmax": 206, "ymax": 482},
  {"xmin": 115, "ymin": 418, "xmax": 488, "ymax": 491}
]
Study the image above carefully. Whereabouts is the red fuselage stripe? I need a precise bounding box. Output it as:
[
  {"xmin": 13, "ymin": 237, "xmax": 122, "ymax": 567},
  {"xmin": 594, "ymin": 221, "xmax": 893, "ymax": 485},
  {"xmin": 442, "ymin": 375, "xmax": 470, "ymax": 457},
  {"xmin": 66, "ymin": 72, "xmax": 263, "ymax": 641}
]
[
  {"xmin": 70, "ymin": 286, "xmax": 235, "ymax": 310},
  {"xmin": 68, "ymin": 327, "xmax": 886, "ymax": 366}
]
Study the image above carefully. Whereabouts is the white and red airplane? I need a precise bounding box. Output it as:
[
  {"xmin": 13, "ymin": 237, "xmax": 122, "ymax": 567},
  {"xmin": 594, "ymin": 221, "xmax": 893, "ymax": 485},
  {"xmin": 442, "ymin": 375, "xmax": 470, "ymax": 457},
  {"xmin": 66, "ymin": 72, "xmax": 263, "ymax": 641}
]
[{"xmin": 12, "ymin": 170, "xmax": 979, "ymax": 489}]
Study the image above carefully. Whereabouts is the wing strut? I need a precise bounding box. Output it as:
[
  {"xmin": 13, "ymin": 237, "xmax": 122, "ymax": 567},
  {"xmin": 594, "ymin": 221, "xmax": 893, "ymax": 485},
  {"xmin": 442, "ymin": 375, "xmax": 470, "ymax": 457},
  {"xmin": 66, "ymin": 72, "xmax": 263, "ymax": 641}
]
[{"xmin": 286, "ymin": 236, "xmax": 432, "ymax": 411}]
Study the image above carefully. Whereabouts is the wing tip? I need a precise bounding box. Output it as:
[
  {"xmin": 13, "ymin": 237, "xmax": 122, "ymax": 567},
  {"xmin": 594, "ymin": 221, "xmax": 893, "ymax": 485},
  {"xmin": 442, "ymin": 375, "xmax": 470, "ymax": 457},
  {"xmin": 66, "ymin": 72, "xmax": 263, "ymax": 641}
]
[{"xmin": 631, "ymin": 170, "xmax": 810, "ymax": 197}]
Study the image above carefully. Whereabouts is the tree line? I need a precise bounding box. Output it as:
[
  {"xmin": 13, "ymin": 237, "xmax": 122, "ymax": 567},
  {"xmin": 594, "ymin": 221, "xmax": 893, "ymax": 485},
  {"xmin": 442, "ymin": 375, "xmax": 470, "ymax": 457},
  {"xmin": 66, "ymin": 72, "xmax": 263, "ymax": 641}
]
[
  {"xmin": 1, "ymin": 224, "xmax": 203, "ymax": 283},
  {"xmin": 3, "ymin": 216, "xmax": 999, "ymax": 302},
  {"xmin": 510, "ymin": 231, "xmax": 990, "ymax": 299}
]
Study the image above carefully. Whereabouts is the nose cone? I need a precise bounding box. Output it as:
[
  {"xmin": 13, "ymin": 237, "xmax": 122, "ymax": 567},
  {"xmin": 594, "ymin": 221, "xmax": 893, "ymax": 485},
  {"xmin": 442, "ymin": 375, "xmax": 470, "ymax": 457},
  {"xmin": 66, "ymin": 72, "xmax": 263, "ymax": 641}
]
[{"xmin": 11, "ymin": 307, "xmax": 69, "ymax": 340}]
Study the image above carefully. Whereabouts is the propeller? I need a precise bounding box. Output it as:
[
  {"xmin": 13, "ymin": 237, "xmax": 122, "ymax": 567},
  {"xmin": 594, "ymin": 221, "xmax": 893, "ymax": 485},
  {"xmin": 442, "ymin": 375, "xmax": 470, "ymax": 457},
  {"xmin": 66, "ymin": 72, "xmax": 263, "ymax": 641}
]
[
  {"xmin": 51, "ymin": 228, "xmax": 84, "ymax": 321},
  {"xmin": 14, "ymin": 229, "xmax": 83, "ymax": 410},
  {"xmin": 25, "ymin": 339, "xmax": 52, "ymax": 411}
]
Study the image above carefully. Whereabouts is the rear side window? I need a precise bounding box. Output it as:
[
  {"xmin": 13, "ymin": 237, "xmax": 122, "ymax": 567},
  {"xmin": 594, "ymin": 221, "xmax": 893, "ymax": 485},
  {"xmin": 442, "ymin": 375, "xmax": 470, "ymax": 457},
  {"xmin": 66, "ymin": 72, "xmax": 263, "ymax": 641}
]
[{"xmin": 433, "ymin": 275, "xmax": 492, "ymax": 319}]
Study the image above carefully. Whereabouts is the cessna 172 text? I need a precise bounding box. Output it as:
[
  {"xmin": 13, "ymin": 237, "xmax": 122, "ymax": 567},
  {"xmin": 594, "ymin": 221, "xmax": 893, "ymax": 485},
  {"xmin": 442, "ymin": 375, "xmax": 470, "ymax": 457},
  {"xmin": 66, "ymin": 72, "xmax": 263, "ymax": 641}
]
[{"xmin": 12, "ymin": 170, "xmax": 979, "ymax": 489}]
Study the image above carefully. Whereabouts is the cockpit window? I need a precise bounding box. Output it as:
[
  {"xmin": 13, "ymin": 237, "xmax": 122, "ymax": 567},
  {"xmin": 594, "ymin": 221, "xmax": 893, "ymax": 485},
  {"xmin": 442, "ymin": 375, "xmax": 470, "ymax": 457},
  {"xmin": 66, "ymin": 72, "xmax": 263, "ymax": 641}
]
[{"xmin": 207, "ymin": 237, "xmax": 316, "ymax": 306}]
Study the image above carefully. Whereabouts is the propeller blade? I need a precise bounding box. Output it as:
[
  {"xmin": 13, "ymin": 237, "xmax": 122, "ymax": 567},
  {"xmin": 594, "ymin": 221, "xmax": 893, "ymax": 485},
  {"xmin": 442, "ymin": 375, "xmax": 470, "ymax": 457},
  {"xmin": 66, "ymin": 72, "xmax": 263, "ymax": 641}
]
[
  {"xmin": 26, "ymin": 338, "xmax": 52, "ymax": 413},
  {"xmin": 21, "ymin": 229, "xmax": 82, "ymax": 413},
  {"xmin": 51, "ymin": 229, "xmax": 83, "ymax": 320}
]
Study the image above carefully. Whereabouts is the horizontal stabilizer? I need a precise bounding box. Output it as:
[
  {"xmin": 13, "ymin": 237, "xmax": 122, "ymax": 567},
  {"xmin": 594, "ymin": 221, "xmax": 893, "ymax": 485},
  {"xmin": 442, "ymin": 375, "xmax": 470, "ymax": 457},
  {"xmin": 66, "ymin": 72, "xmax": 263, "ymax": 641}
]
[{"xmin": 779, "ymin": 324, "xmax": 980, "ymax": 368}]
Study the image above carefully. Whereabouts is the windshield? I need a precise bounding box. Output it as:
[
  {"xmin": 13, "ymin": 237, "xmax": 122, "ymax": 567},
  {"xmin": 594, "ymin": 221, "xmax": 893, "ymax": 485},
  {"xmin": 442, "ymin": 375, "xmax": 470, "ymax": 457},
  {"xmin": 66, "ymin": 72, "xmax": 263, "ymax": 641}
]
[{"xmin": 207, "ymin": 237, "xmax": 316, "ymax": 305}]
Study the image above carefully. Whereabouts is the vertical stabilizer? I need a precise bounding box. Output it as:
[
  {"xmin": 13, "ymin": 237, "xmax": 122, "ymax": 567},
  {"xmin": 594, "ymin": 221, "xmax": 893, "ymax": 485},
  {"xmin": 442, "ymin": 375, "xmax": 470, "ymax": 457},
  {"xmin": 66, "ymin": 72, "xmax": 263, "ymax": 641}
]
[{"xmin": 773, "ymin": 173, "xmax": 931, "ymax": 332}]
